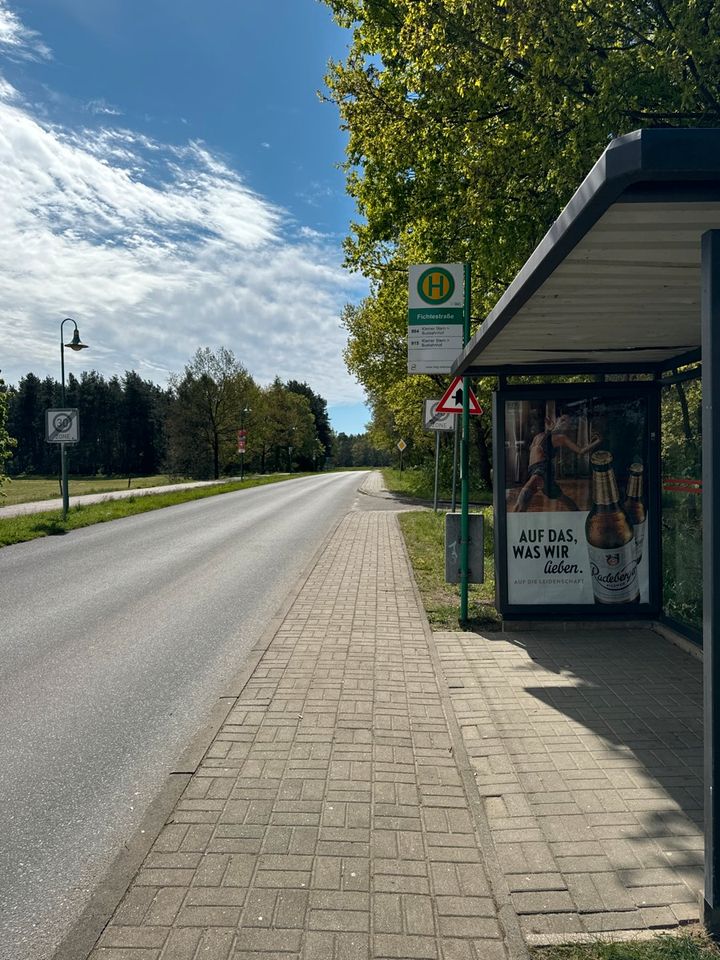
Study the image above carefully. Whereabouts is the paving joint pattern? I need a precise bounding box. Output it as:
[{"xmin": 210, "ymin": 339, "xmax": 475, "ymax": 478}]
[
  {"xmin": 83, "ymin": 511, "xmax": 519, "ymax": 960},
  {"xmin": 433, "ymin": 628, "xmax": 703, "ymax": 945}
]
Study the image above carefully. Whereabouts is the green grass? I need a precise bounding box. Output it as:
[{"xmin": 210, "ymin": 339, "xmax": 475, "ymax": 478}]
[
  {"xmin": 0, "ymin": 474, "xmax": 190, "ymax": 506},
  {"xmin": 397, "ymin": 508, "xmax": 500, "ymax": 629},
  {"xmin": 0, "ymin": 473, "xmax": 315, "ymax": 548},
  {"xmin": 382, "ymin": 466, "xmax": 492, "ymax": 504},
  {"xmin": 533, "ymin": 931, "xmax": 720, "ymax": 960}
]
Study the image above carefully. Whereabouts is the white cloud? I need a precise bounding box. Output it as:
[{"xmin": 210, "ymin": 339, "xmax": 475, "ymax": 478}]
[
  {"xmin": 0, "ymin": 96, "xmax": 367, "ymax": 405},
  {"xmin": 0, "ymin": 0, "xmax": 50, "ymax": 59},
  {"xmin": 85, "ymin": 98, "xmax": 123, "ymax": 117},
  {"xmin": 0, "ymin": 73, "xmax": 18, "ymax": 100}
]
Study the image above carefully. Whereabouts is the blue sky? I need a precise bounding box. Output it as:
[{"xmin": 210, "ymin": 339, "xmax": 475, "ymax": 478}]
[{"xmin": 0, "ymin": 0, "xmax": 371, "ymax": 434}]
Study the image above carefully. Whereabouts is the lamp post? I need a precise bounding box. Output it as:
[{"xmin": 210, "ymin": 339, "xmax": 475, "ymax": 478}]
[
  {"xmin": 288, "ymin": 426, "xmax": 296, "ymax": 474},
  {"xmin": 240, "ymin": 406, "xmax": 249, "ymax": 481},
  {"xmin": 60, "ymin": 318, "xmax": 88, "ymax": 519}
]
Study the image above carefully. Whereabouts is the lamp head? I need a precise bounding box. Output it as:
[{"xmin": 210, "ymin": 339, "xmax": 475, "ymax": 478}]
[{"xmin": 65, "ymin": 328, "xmax": 88, "ymax": 351}]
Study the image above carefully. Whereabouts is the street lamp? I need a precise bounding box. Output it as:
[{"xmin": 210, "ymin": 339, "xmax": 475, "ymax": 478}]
[
  {"xmin": 288, "ymin": 426, "xmax": 296, "ymax": 474},
  {"xmin": 239, "ymin": 406, "xmax": 250, "ymax": 481},
  {"xmin": 60, "ymin": 318, "xmax": 88, "ymax": 519}
]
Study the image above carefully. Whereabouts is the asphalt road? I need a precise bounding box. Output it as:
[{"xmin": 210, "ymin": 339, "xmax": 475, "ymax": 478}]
[{"xmin": 0, "ymin": 471, "xmax": 367, "ymax": 960}]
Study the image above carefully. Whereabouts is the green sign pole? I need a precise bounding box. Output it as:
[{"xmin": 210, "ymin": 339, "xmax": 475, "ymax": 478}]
[{"xmin": 460, "ymin": 263, "xmax": 471, "ymax": 621}]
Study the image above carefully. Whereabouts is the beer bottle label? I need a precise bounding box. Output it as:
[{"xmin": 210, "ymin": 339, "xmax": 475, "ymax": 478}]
[
  {"xmin": 587, "ymin": 541, "xmax": 639, "ymax": 603},
  {"xmin": 633, "ymin": 519, "xmax": 646, "ymax": 562}
]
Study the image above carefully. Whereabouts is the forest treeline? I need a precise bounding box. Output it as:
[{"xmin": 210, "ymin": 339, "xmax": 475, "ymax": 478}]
[{"xmin": 0, "ymin": 347, "xmax": 388, "ymax": 484}]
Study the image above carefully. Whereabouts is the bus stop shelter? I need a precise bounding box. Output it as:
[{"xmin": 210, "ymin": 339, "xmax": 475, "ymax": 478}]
[{"xmin": 450, "ymin": 127, "xmax": 720, "ymax": 928}]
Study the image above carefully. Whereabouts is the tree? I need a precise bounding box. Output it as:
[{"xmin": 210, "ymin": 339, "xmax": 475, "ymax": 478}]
[
  {"xmin": 252, "ymin": 379, "xmax": 319, "ymax": 473},
  {"xmin": 341, "ymin": 277, "xmax": 494, "ymax": 486},
  {"xmin": 6, "ymin": 373, "xmax": 46, "ymax": 474},
  {"xmin": 0, "ymin": 373, "xmax": 16, "ymax": 492},
  {"xmin": 322, "ymin": 0, "xmax": 720, "ymax": 481},
  {"xmin": 167, "ymin": 347, "xmax": 254, "ymax": 479},
  {"xmin": 332, "ymin": 430, "xmax": 391, "ymax": 467},
  {"xmin": 285, "ymin": 380, "xmax": 333, "ymax": 468},
  {"xmin": 324, "ymin": 0, "xmax": 720, "ymax": 287},
  {"xmin": 70, "ymin": 371, "xmax": 121, "ymax": 476},
  {"xmin": 121, "ymin": 372, "xmax": 168, "ymax": 476}
]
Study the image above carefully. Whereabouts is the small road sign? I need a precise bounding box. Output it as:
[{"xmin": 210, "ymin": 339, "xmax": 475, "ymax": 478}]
[
  {"xmin": 46, "ymin": 408, "xmax": 80, "ymax": 443},
  {"xmin": 423, "ymin": 399, "xmax": 455, "ymax": 432},
  {"xmin": 435, "ymin": 377, "xmax": 483, "ymax": 416},
  {"xmin": 397, "ymin": 439, "xmax": 407, "ymax": 452}
]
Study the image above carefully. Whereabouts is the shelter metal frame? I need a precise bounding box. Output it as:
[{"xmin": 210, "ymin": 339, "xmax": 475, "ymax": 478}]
[{"xmin": 449, "ymin": 128, "xmax": 720, "ymax": 929}]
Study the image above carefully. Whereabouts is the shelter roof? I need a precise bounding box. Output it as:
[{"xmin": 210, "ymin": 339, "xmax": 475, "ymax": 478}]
[{"xmin": 452, "ymin": 128, "xmax": 720, "ymax": 376}]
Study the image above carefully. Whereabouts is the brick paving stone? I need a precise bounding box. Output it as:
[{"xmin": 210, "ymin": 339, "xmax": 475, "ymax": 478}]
[
  {"xmin": 87, "ymin": 510, "xmax": 514, "ymax": 960},
  {"xmin": 433, "ymin": 627, "xmax": 703, "ymax": 944},
  {"xmin": 81, "ymin": 510, "xmax": 702, "ymax": 960}
]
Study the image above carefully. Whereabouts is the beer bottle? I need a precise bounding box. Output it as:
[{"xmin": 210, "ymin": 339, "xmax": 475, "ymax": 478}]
[
  {"xmin": 585, "ymin": 451, "xmax": 640, "ymax": 604},
  {"xmin": 623, "ymin": 462, "xmax": 646, "ymax": 563}
]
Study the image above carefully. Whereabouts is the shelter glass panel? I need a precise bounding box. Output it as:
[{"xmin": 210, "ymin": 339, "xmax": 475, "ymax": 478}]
[{"xmin": 661, "ymin": 377, "xmax": 702, "ymax": 636}]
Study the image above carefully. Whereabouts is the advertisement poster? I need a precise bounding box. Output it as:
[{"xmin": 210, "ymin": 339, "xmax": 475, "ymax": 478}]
[{"xmin": 504, "ymin": 394, "xmax": 649, "ymax": 606}]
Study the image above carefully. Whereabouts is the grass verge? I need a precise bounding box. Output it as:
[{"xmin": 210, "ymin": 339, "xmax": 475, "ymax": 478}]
[
  {"xmin": 1, "ymin": 474, "xmax": 191, "ymax": 506},
  {"xmin": 533, "ymin": 930, "xmax": 720, "ymax": 960},
  {"xmin": 0, "ymin": 473, "xmax": 313, "ymax": 548},
  {"xmin": 382, "ymin": 466, "xmax": 492, "ymax": 505},
  {"xmin": 397, "ymin": 508, "xmax": 500, "ymax": 629}
]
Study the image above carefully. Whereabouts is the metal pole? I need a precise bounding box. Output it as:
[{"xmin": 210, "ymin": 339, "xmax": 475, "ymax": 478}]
[
  {"xmin": 460, "ymin": 263, "xmax": 471, "ymax": 621},
  {"xmin": 433, "ymin": 430, "xmax": 440, "ymax": 512},
  {"xmin": 702, "ymin": 230, "xmax": 720, "ymax": 932},
  {"xmin": 240, "ymin": 409, "xmax": 245, "ymax": 482},
  {"xmin": 60, "ymin": 322, "xmax": 68, "ymax": 520},
  {"xmin": 451, "ymin": 415, "xmax": 459, "ymax": 511}
]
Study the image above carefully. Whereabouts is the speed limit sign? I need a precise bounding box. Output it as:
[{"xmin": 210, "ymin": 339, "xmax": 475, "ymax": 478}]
[
  {"xmin": 46, "ymin": 408, "xmax": 80, "ymax": 443},
  {"xmin": 423, "ymin": 399, "xmax": 455, "ymax": 432}
]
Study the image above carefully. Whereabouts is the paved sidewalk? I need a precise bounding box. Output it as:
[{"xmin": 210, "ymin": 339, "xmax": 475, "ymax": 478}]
[
  {"xmin": 0, "ymin": 479, "xmax": 239, "ymax": 518},
  {"xmin": 435, "ymin": 629, "xmax": 702, "ymax": 945},
  {"xmin": 83, "ymin": 511, "xmax": 523, "ymax": 960},
  {"xmin": 69, "ymin": 501, "xmax": 705, "ymax": 959}
]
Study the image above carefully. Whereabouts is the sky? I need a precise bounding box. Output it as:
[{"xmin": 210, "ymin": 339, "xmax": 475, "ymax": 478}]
[{"xmin": 0, "ymin": 0, "xmax": 372, "ymax": 435}]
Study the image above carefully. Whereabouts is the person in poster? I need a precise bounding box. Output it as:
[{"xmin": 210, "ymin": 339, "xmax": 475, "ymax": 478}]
[{"xmin": 512, "ymin": 412, "xmax": 602, "ymax": 512}]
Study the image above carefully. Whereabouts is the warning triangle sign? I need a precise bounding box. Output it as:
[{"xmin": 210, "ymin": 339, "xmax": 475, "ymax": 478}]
[{"xmin": 435, "ymin": 376, "xmax": 483, "ymax": 415}]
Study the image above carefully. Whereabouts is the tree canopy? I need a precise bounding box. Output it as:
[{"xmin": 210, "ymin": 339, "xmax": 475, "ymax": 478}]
[
  {"xmin": 322, "ymin": 0, "xmax": 720, "ymax": 475},
  {"xmin": 325, "ymin": 0, "xmax": 720, "ymax": 288}
]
